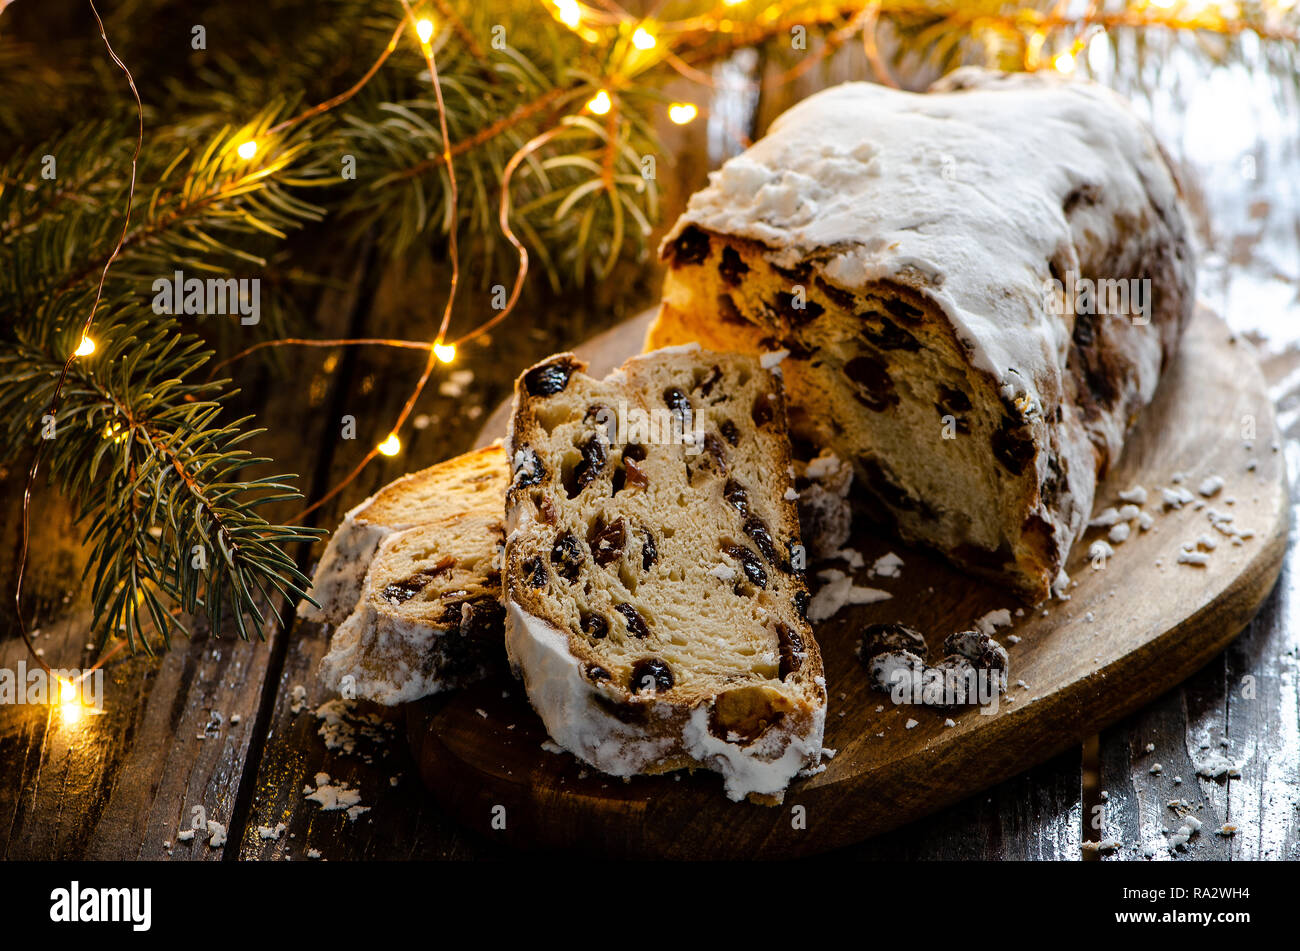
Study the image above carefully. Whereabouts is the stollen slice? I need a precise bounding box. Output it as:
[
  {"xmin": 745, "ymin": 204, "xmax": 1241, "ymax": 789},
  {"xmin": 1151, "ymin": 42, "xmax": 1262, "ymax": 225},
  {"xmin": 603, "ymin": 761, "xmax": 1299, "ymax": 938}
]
[
  {"xmin": 502, "ymin": 345, "xmax": 826, "ymax": 803},
  {"xmin": 319, "ymin": 511, "xmax": 505, "ymax": 704},
  {"xmin": 299, "ymin": 444, "xmax": 508, "ymax": 624}
]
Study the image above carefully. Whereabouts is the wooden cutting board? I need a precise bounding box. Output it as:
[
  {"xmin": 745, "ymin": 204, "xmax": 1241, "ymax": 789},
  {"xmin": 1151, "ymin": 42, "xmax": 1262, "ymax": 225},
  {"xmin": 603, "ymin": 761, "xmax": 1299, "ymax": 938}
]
[{"xmin": 407, "ymin": 305, "xmax": 1288, "ymax": 859}]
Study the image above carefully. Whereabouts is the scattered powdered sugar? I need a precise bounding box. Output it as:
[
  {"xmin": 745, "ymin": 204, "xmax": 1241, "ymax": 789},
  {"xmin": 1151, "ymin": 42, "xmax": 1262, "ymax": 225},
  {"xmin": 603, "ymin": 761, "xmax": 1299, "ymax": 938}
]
[
  {"xmin": 1197, "ymin": 475, "xmax": 1225, "ymax": 498},
  {"xmin": 870, "ymin": 552, "xmax": 904, "ymax": 579},
  {"xmin": 1118, "ymin": 486, "xmax": 1148, "ymax": 505},
  {"xmin": 1089, "ymin": 540, "xmax": 1114, "ymax": 566},
  {"xmin": 710, "ymin": 562, "xmax": 737, "ymax": 582},
  {"xmin": 206, "ymin": 820, "xmax": 227, "ymax": 849},
  {"xmin": 1089, "ymin": 507, "xmax": 1123, "ymax": 528},
  {"xmin": 759, "ymin": 349, "xmax": 789, "ymax": 369},
  {"xmin": 808, "ymin": 568, "xmax": 891, "ymax": 622},
  {"xmin": 303, "ymin": 771, "xmax": 369, "ymax": 820},
  {"xmin": 1195, "ymin": 751, "xmax": 1241, "ymax": 779},
  {"xmin": 974, "ymin": 608, "xmax": 1012, "ymax": 636},
  {"xmin": 1108, "ymin": 522, "xmax": 1131, "ymax": 544},
  {"xmin": 827, "ymin": 547, "xmax": 865, "ymax": 569},
  {"xmin": 1161, "ymin": 486, "xmax": 1195, "ymax": 510},
  {"xmin": 257, "ymin": 823, "xmax": 287, "ymax": 841},
  {"xmin": 313, "ymin": 698, "xmax": 395, "ymax": 757}
]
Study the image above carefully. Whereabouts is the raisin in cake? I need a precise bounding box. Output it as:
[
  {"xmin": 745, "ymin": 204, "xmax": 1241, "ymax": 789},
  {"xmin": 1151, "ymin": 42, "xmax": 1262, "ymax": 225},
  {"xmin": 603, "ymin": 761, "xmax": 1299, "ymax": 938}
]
[
  {"xmin": 319, "ymin": 512, "xmax": 505, "ymax": 704},
  {"xmin": 299, "ymin": 444, "xmax": 508, "ymax": 624},
  {"xmin": 503, "ymin": 347, "xmax": 826, "ymax": 802},
  {"xmin": 650, "ymin": 68, "xmax": 1195, "ymax": 600}
]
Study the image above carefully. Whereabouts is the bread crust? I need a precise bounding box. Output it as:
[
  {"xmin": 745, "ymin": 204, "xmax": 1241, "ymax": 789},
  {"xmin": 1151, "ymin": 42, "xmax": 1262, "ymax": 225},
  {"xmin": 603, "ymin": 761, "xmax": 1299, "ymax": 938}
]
[{"xmin": 300, "ymin": 444, "xmax": 508, "ymax": 624}]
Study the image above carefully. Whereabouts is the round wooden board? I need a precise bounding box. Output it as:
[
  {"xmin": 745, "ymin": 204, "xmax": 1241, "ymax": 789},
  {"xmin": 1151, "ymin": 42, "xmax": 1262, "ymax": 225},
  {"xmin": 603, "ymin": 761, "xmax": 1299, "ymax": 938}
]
[{"xmin": 407, "ymin": 306, "xmax": 1288, "ymax": 859}]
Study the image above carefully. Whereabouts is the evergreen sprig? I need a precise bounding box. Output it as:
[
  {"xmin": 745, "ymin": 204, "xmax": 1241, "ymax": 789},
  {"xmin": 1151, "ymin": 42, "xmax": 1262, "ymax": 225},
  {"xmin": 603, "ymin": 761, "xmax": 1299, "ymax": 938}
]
[{"xmin": 0, "ymin": 303, "xmax": 323, "ymax": 652}]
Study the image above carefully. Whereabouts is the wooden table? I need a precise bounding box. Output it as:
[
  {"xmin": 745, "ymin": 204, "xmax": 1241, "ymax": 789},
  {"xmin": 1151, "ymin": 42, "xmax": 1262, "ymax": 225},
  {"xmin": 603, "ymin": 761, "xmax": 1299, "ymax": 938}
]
[{"xmin": 3, "ymin": 42, "xmax": 1298, "ymax": 864}]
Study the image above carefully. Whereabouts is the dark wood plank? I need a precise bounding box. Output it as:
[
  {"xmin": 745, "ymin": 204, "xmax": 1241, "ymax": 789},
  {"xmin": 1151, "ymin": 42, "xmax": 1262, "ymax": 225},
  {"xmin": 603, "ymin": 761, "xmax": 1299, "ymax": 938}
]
[
  {"xmin": 832, "ymin": 751, "xmax": 1082, "ymax": 860},
  {"xmin": 1095, "ymin": 342, "xmax": 1300, "ymax": 861}
]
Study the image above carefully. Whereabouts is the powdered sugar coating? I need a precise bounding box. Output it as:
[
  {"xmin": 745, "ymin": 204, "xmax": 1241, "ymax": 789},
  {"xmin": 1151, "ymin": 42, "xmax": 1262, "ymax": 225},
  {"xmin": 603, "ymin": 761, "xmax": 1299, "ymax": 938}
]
[{"xmin": 666, "ymin": 69, "xmax": 1190, "ymax": 409}]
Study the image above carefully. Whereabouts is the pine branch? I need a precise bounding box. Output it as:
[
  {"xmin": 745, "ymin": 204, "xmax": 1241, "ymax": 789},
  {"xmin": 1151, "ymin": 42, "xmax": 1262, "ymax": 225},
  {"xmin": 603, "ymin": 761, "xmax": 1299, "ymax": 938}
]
[
  {"xmin": 0, "ymin": 302, "xmax": 323, "ymax": 652},
  {"xmin": 0, "ymin": 104, "xmax": 330, "ymax": 314}
]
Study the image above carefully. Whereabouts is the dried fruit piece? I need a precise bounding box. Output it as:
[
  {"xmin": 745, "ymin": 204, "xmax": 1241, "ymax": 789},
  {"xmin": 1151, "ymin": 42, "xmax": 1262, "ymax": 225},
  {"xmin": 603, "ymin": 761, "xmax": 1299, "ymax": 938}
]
[
  {"xmin": 663, "ymin": 387, "xmax": 692, "ymax": 415},
  {"xmin": 523, "ymin": 556, "xmax": 547, "ymax": 589},
  {"xmin": 723, "ymin": 479, "xmax": 750, "ymax": 516},
  {"xmin": 743, "ymin": 516, "xmax": 779, "ymax": 566},
  {"xmin": 629, "ymin": 657, "xmax": 673, "ymax": 692},
  {"xmin": 640, "ymin": 529, "xmax": 658, "ymax": 570},
  {"xmin": 623, "ymin": 458, "xmax": 649, "ymax": 490},
  {"xmin": 668, "ymin": 225, "xmax": 710, "ymax": 266},
  {"xmin": 776, "ymin": 623, "xmax": 805, "ymax": 679},
  {"xmin": 587, "ymin": 516, "xmax": 628, "ymax": 567},
  {"xmin": 992, "ymin": 417, "xmax": 1035, "ymax": 475},
  {"xmin": 751, "ymin": 392, "xmax": 777, "ymax": 427},
  {"xmin": 550, "ymin": 532, "xmax": 584, "ymax": 583},
  {"xmin": 580, "ymin": 611, "xmax": 609, "ymax": 640},
  {"xmin": 615, "ymin": 603, "xmax": 651, "ymax": 639},
  {"xmin": 718, "ymin": 246, "xmax": 749, "ymax": 286},
  {"xmin": 380, "ymin": 556, "xmax": 456, "ymax": 604},
  {"xmin": 723, "ymin": 544, "xmax": 768, "ymax": 589},
  {"xmin": 524, "ymin": 359, "xmax": 577, "ymax": 397},
  {"xmin": 844, "ymin": 353, "xmax": 899, "ymax": 411},
  {"xmin": 513, "ymin": 447, "xmax": 545, "ymax": 489},
  {"xmin": 793, "ymin": 590, "xmax": 810, "ymax": 620},
  {"xmin": 567, "ymin": 434, "xmax": 608, "ymax": 497}
]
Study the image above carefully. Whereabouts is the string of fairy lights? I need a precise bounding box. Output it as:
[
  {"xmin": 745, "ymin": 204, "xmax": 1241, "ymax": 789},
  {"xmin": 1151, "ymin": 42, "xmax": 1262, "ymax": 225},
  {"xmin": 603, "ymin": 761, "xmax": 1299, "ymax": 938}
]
[{"xmin": 19, "ymin": 0, "xmax": 1300, "ymax": 709}]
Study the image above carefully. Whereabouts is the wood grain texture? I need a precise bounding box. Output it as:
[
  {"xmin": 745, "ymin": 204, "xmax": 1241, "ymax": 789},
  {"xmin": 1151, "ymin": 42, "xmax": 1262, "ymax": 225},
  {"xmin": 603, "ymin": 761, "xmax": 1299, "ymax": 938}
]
[
  {"xmin": 1095, "ymin": 342, "xmax": 1300, "ymax": 862},
  {"xmin": 413, "ymin": 305, "xmax": 1287, "ymax": 859}
]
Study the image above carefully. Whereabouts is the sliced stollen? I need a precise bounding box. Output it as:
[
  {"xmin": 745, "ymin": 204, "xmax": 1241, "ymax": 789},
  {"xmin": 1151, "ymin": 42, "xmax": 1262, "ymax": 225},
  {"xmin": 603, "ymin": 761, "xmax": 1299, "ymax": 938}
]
[
  {"xmin": 502, "ymin": 346, "xmax": 826, "ymax": 803},
  {"xmin": 650, "ymin": 68, "xmax": 1195, "ymax": 600},
  {"xmin": 299, "ymin": 444, "xmax": 508, "ymax": 624},
  {"xmin": 319, "ymin": 511, "xmax": 505, "ymax": 705}
]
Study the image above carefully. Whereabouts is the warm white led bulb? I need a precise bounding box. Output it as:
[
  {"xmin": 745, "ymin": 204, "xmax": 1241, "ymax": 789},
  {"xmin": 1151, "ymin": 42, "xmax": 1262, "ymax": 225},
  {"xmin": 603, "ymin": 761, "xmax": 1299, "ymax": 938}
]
[
  {"xmin": 556, "ymin": 0, "xmax": 581, "ymax": 28},
  {"xmin": 416, "ymin": 18, "xmax": 434, "ymax": 43},
  {"xmin": 632, "ymin": 27, "xmax": 656, "ymax": 50},
  {"xmin": 668, "ymin": 103, "xmax": 698, "ymax": 125},
  {"xmin": 377, "ymin": 434, "xmax": 402, "ymax": 457},
  {"xmin": 236, "ymin": 140, "xmax": 258, "ymax": 160},
  {"xmin": 75, "ymin": 336, "xmax": 96, "ymax": 357}
]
